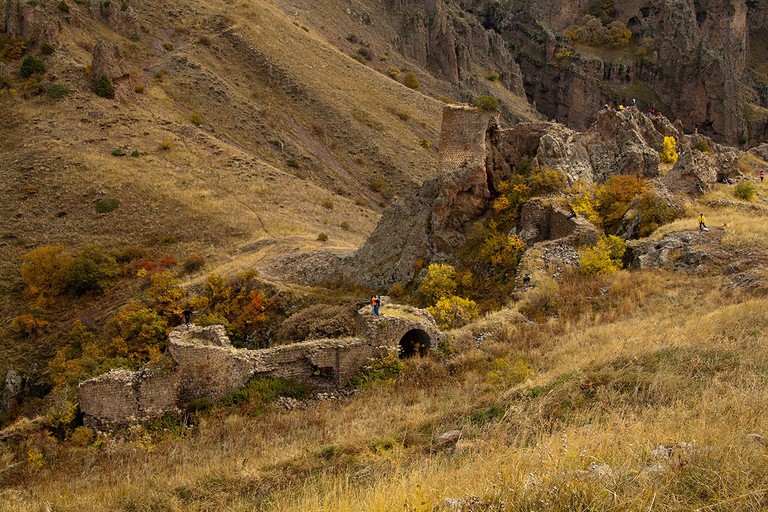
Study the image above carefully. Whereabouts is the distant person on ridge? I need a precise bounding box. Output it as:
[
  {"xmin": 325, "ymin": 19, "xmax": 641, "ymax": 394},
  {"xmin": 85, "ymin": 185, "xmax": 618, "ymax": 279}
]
[
  {"xmin": 761, "ymin": 170, "xmax": 764, "ymax": 182},
  {"xmin": 698, "ymin": 213, "xmax": 707, "ymax": 231},
  {"xmin": 370, "ymin": 295, "xmax": 376, "ymax": 315},
  {"xmin": 374, "ymin": 296, "xmax": 381, "ymax": 317},
  {"xmin": 183, "ymin": 307, "xmax": 192, "ymax": 330}
]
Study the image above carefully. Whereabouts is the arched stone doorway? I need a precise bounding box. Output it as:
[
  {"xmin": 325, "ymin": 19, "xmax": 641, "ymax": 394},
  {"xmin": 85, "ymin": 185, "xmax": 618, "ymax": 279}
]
[{"xmin": 399, "ymin": 329, "xmax": 431, "ymax": 358}]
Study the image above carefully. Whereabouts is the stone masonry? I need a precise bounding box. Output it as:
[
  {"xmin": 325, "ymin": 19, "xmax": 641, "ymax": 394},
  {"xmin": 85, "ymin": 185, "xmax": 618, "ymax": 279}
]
[{"xmin": 78, "ymin": 303, "xmax": 441, "ymax": 428}]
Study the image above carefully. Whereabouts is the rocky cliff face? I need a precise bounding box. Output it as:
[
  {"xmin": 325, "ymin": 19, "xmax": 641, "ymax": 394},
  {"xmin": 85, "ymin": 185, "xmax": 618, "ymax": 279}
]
[
  {"xmin": 320, "ymin": 104, "xmax": 710, "ymax": 290},
  {"xmin": 455, "ymin": 0, "xmax": 768, "ymax": 145},
  {"xmin": 389, "ymin": 0, "xmax": 526, "ymax": 99}
]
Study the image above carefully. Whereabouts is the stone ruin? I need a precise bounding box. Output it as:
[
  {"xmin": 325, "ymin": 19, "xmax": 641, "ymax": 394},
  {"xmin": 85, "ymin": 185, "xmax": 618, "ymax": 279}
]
[{"xmin": 78, "ymin": 302, "xmax": 442, "ymax": 428}]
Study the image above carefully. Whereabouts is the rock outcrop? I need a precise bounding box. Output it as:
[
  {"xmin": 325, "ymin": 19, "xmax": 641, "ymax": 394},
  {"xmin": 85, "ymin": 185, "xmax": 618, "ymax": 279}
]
[
  {"xmin": 4, "ymin": 0, "xmax": 62, "ymax": 45},
  {"xmin": 391, "ymin": 0, "xmax": 525, "ymax": 97},
  {"xmin": 88, "ymin": 0, "xmax": 141, "ymax": 40},
  {"xmin": 91, "ymin": 39, "xmax": 133, "ymax": 101}
]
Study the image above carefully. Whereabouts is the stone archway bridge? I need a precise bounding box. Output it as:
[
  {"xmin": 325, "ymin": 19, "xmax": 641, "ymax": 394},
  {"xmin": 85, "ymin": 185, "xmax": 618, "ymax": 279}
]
[{"xmin": 79, "ymin": 301, "xmax": 442, "ymax": 428}]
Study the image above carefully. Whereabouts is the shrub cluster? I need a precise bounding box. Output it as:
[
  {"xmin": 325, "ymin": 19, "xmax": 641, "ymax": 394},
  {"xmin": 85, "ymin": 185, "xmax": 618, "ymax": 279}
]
[
  {"xmin": 563, "ymin": 15, "xmax": 631, "ymax": 48},
  {"xmin": 94, "ymin": 74, "xmax": 115, "ymax": 99},
  {"xmin": 20, "ymin": 55, "xmax": 45, "ymax": 78},
  {"xmin": 472, "ymin": 95, "xmax": 499, "ymax": 111},
  {"xmin": 275, "ymin": 303, "xmax": 360, "ymax": 343},
  {"xmin": 735, "ymin": 181, "xmax": 756, "ymax": 202}
]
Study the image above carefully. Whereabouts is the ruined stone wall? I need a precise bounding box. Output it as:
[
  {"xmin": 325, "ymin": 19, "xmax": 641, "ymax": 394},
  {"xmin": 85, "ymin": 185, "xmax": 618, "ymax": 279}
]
[
  {"xmin": 438, "ymin": 106, "xmax": 500, "ymax": 175},
  {"xmin": 80, "ymin": 308, "xmax": 442, "ymax": 428}
]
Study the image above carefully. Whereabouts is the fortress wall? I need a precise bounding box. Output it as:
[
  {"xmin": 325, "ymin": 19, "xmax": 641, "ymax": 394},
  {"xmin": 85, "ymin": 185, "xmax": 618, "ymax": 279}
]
[
  {"xmin": 79, "ymin": 369, "xmax": 140, "ymax": 428},
  {"xmin": 80, "ymin": 308, "xmax": 442, "ymax": 428}
]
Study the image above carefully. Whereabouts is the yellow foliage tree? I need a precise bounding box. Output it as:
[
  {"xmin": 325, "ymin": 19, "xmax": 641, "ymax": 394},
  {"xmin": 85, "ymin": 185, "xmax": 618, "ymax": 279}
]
[
  {"xmin": 419, "ymin": 264, "xmax": 457, "ymax": 306},
  {"xmin": 20, "ymin": 245, "xmax": 73, "ymax": 300},
  {"xmin": 659, "ymin": 136, "xmax": 678, "ymax": 164},
  {"xmin": 579, "ymin": 235, "xmax": 627, "ymax": 274},
  {"xmin": 428, "ymin": 295, "xmax": 479, "ymax": 330}
]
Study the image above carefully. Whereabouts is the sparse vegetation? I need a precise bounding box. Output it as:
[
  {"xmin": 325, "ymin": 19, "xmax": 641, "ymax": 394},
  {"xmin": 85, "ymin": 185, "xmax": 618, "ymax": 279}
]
[
  {"xmin": 159, "ymin": 140, "xmax": 171, "ymax": 150},
  {"xmin": 317, "ymin": 232, "xmax": 328, "ymax": 242},
  {"xmin": 692, "ymin": 139, "xmax": 714, "ymax": 154},
  {"xmin": 94, "ymin": 198, "xmax": 120, "ymax": 213},
  {"xmin": 190, "ymin": 113, "xmax": 202, "ymax": 126},
  {"xmin": 564, "ymin": 15, "xmax": 631, "ymax": 48},
  {"xmin": 135, "ymin": 84, "xmax": 145, "ymax": 93},
  {"xmin": 40, "ymin": 43, "xmax": 55, "ymax": 55},
  {"xmin": 735, "ymin": 181, "xmax": 756, "ymax": 202},
  {"xmin": 322, "ymin": 199, "xmax": 334, "ymax": 210},
  {"xmin": 421, "ymin": 138, "xmax": 431, "ymax": 149},
  {"xmin": 58, "ymin": 1, "xmax": 70, "ymax": 12},
  {"xmin": 486, "ymin": 70, "xmax": 500, "ymax": 81},
  {"xmin": 472, "ymin": 94, "xmax": 499, "ymax": 111},
  {"xmin": 47, "ymin": 84, "xmax": 70, "ymax": 99},
  {"xmin": 403, "ymin": 72, "xmax": 419, "ymax": 89}
]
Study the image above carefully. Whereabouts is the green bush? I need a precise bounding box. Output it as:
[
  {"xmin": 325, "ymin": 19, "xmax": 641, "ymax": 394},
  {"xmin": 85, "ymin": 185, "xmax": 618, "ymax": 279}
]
[
  {"xmin": 350, "ymin": 53, "xmax": 366, "ymax": 64},
  {"xmin": 317, "ymin": 232, "xmax": 328, "ymax": 242},
  {"xmin": 221, "ymin": 376, "xmax": 311, "ymax": 415},
  {"xmin": 20, "ymin": 55, "xmax": 45, "ymax": 78},
  {"xmin": 130, "ymin": 149, "xmax": 140, "ymax": 157},
  {"xmin": 111, "ymin": 148, "xmax": 124, "ymax": 157},
  {"xmin": 47, "ymin": 84, "xmax": 70, "ymax": 99},
  {"xmin": 472, "ymin": 95, "xmax": 499, "ymax": 111},
  {"xmin": 349, "ymin": 354, "xmax": 405, "ymax": 389},
  {"xmin": 58, "ymin": 0, "xmax": 70, "ymax": 12},
  {"xmin": 487, "ymin": 70, "xmax": 500, "ymax": 81},
  {"xmin": 636, "ymin": 192, "xmax": 673, "ymax": 237},
  {"xmin": 95, "ymin": 198, "xmax": 120, "ymax": 213},
  {"xmin": 40, "ymin": 43, "xmax": 55, "ymax": 55},
  {"xmin": 67, "ymin": 245, "xmax": 120, "ymax": 296},
  {"xmin": 94, "ymin": 74, "xmax": 115, "ymax": 99},
  {"xmin": 735, "ymin": 181, "xmax": 756, "ymax": 202},
  {"xmin": 190, "ymin": 113, "xmax": 201, "ymax": 126}
]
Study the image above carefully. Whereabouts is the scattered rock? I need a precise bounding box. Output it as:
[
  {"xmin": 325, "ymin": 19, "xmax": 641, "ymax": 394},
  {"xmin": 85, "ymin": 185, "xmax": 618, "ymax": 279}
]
[
  {"xmin": 745, "ymin": 433, "xmax": 766, "ymax": 445},
  {"xmin": 432, "ymin": 430, "xmax": 462, "ymax": 453}
]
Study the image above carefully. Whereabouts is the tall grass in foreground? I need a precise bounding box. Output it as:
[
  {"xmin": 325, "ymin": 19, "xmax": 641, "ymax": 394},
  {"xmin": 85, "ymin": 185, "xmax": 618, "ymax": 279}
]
[{"xmin": 2, "ymin": 272, "xmax": 768, "ymax": 511}]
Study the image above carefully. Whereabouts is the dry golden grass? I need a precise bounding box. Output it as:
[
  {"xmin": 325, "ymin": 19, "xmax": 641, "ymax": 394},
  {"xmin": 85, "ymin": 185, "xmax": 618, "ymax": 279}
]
[{"xmin": 4, "ymin": 270, "xmax": 768, "ymax": 511}]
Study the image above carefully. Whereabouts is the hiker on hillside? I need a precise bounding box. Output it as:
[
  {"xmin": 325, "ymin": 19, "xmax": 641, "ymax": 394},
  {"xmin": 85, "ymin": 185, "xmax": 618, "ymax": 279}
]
[
  {"xmin": 370, "ymin": 295, "xmax": 376, "ymax": 315},
  {"xmin": 761, "ymin": 170, "xmax": 765, "ymax": 182},
  {"xmin": 698, "ymin": 213, "xmax": 707, "ymax": 231},
  {"xmin": 183, "ymin": 307, "xmax": 192, "ymax": 330},
  {"xmin": 374, "ymin": 296, "xmax": 381, "ymax": 317}
]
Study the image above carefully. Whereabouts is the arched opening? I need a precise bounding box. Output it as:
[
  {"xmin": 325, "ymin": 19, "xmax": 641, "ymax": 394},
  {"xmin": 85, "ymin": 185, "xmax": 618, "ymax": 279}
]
[{"xmin": 399, "ymin": 329, "xmax": 431, "ymax": 358}]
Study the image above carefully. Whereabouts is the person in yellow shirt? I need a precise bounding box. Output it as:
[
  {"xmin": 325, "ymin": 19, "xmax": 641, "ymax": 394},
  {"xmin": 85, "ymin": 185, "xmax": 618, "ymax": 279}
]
[{"xmin": 698, "ymin": 213, "xmax": 707, "ymax": 231}]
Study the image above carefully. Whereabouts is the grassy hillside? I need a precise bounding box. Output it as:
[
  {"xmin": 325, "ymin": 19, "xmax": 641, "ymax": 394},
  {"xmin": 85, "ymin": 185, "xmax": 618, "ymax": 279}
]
[
  {"xmin": 2, "ymin": 181, "xmax": 768, "ymax": 510},
  {"xmin": 2, "ymin": 265, "xmax": 768, "ymax": 510}
]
